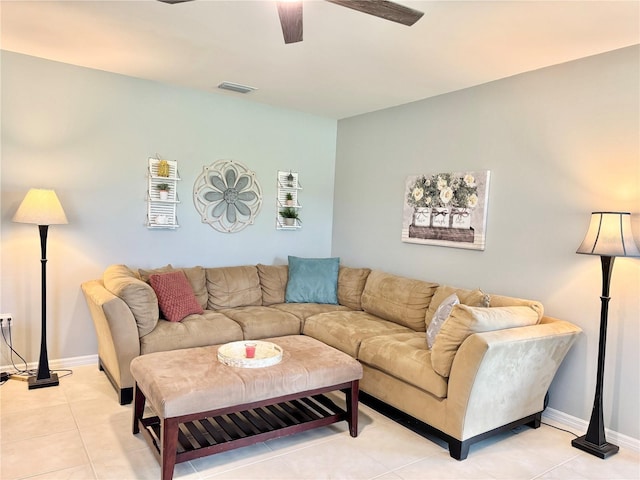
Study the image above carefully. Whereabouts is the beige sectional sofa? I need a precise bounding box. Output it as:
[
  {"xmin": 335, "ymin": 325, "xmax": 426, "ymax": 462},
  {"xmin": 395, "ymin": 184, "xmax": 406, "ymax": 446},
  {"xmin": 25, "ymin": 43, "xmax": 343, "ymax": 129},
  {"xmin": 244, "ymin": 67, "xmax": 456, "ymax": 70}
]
[{"xmin": 81, "ymin": 262, "xmax": 581, "ymax": 459}]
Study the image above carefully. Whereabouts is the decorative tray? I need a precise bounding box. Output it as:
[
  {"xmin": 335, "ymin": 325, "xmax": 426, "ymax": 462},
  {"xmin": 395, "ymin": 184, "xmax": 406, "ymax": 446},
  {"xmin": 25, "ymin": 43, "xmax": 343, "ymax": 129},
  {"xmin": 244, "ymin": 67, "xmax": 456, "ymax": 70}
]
[{"xmin": 217, "ymin": 341, "xmax": 283, "ymax": 368}]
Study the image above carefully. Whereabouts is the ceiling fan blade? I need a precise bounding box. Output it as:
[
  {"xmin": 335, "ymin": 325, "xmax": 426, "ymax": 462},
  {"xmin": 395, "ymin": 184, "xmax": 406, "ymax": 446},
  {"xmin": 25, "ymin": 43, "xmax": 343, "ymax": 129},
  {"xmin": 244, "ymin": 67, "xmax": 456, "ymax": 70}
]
[
  {"xmin": 326, "ymin": 0, "xmax": 424, "ymax": 26},
  {"xmin": 157, "ymin": 0, "xmax": 194, "ymax": 4},
  {"xmin": 276, "ymin": 1, "xmax": 303, "ymax": 44}
]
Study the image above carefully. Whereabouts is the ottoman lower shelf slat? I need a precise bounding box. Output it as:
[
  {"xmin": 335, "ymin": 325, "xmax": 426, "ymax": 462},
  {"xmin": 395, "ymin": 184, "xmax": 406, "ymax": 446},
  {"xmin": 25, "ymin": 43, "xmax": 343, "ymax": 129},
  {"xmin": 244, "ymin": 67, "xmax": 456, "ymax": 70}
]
[
  {"xmin": 280, "ymin": 401, "xmax": 310, "ymax": 423},
  {"xmin": 290, "ymin": 399, "xmax": 321, "ymax": 421},
  {"xmin": 242, "ymin": 409, "xmax": 274, "ymax": 433},
  {"xmin": 199, "ymin": 418, "xmax": 230, "ymax": 443},
  {"xmin": 266, "ymin": 403, "xmax": 296, "ymax": 425},
  {"xmin": 184, "ymin": 422, "xmax": 209, "ymax": 447},
  {"xmin": 177, "ymin": 426, "xmax": 196, "ymax": 452},
  {"xmin": 254, "ymin": 407, "xmax": 285, "ymax": 430},
  {"xmin": 313, "ymin": 393, "xmax": 348, "ymax": 413},
  {"xmin": 215, "ymin": 414, "xmax": 246, "ymax": 440}
]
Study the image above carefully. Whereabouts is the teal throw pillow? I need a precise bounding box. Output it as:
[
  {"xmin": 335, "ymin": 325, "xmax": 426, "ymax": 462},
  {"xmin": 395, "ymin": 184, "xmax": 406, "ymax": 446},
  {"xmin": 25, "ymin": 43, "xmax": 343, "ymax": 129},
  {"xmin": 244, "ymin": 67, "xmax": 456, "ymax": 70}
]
[{"xmin": 285, "ymin": 256, "xmax": 340, "ymax": 304}]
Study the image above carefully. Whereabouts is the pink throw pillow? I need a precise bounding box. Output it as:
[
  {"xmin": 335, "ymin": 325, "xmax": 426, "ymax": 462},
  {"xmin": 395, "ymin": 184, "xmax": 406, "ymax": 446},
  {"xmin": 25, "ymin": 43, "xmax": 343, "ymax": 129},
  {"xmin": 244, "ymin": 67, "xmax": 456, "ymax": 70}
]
[{"xmin": 149, "ymin": 270, "xmax": 203, "ymax": 322}]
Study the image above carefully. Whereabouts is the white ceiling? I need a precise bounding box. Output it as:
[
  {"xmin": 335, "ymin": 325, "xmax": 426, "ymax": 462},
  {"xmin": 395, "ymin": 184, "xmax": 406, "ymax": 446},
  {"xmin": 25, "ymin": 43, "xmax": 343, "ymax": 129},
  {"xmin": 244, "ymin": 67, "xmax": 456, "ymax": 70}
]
[{"xmin": 1, "ymin": 0, "xmax": 639, "ymax": 119}]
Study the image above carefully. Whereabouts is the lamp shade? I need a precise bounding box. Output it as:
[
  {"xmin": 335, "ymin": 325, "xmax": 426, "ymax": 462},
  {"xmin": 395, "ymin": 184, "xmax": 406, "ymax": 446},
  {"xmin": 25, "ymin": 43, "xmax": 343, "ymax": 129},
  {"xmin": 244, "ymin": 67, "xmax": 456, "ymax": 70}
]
[
  {"xmin": 12, "ymin": 189, "xmax": 68, "ymax": 225},
  {"xmin": 577, "ymin": 212, "xmax": 640, "ymax": 257}
]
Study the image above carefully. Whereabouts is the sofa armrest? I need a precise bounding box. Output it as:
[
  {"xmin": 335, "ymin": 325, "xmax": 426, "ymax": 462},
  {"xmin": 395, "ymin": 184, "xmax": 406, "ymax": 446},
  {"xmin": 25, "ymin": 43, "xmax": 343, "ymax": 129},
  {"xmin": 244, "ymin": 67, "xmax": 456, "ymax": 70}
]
[
  {"xmin": 445, "ymin": 316, "xmax": 581, "ymax": 440},
  {"xmin": 81, "ymin": 280, "xmax": 141, "ymax": 394}
]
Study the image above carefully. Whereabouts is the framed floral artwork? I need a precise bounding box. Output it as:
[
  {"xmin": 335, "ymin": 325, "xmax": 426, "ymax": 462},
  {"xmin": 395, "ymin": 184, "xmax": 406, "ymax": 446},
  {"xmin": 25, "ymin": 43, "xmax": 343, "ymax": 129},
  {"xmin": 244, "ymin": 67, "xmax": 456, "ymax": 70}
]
[{"xmin": 401, "ymin": 170, "xmax": 491, "ymax": 250}]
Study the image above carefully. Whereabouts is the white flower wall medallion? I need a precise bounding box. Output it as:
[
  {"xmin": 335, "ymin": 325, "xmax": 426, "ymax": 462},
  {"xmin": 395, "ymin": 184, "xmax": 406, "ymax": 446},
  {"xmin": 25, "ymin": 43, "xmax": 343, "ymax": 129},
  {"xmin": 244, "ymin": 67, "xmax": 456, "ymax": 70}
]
[{"xmin": 193, "ymin": 160, "xmax": 263, "ymax": 233}]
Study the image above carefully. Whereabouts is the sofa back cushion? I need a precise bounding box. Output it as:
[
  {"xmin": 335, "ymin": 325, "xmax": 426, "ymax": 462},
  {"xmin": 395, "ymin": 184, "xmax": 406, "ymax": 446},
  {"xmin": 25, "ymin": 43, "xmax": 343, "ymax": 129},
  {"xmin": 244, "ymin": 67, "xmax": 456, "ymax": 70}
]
[
  {"xmin": 361, "ymin": 270, "xmax": 438, "ymax": 331},
  {"xmin": 138, "ymin": 264, "xmax": 173, "ymax": 283},
  {"xmin": 488, "ymin": 293, "xmax": 544, "ymax": 321},
  {"xmin": 103, "ymin": 264, "xmax": 159, "ymax": 337},
  {"xmin": 431, "ymin": 304, "xmax": 540, "ymax": 377},
  {"xmin": 180, "ymin": 266, "xmax": 208, "ymax": 309},
  {"xmin": 206, "ymin": 266, "xmax": 262, "ymax": 309},
  {"xmin": 139, "ymin": 266, "xmax": 208, "ymax": 310},
  {"xmin": 257, "ymin": 264, "xmax": 288, "ymax": 306},
  {"xmin": 338, "ymin": 266, "xmax": 371, "ymax": 311},
  {"xmin": 425, "ymin": 285, "xmax": 489, "ymax": 328}
]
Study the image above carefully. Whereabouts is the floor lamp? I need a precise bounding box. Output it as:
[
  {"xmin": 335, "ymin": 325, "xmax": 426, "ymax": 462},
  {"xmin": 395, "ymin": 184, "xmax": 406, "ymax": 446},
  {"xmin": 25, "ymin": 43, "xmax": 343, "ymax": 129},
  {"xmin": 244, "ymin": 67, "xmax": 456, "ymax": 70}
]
[
  {"xmin": 12, "ymin": 188, "xmax": 68, "ymax": 389},
  {"xmin": 573, "ymin": 211, "xmax": 640, "ymax": 458}
]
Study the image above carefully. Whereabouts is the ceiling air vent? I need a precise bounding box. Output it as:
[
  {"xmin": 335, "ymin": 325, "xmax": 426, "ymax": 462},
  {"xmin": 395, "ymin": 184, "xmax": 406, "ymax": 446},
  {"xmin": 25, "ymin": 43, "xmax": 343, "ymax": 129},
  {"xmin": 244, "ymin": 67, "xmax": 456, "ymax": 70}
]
[{"xmin": 217, "ymin": 82, "xmax": 257, "ymax": 94}]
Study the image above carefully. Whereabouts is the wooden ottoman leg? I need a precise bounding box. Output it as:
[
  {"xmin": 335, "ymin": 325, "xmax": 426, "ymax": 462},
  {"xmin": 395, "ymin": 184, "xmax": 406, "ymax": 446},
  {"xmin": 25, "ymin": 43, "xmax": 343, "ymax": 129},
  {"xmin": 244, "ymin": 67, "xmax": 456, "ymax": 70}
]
[
  {"xmin": 132, "ymin": 383, "xmax": 145, "ymax": 435},
  {"xmin": 345, "ymin": 380, "xmax": 359, "ymax": 437},
  {"xmin": 161, "ymin": 417, "xmax": 179, "ymax": 480}
]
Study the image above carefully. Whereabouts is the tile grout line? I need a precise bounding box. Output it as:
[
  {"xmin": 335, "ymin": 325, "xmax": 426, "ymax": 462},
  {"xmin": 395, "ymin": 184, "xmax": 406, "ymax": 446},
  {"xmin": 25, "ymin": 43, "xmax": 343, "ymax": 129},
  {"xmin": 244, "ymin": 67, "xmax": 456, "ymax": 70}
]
[
  {"xmin": 528, "ymin": 452, "xmax": 585, "ymax": 480},
  {"xmin": 64, "ymin": 386, "xmax": 100, "ymax": 480}
]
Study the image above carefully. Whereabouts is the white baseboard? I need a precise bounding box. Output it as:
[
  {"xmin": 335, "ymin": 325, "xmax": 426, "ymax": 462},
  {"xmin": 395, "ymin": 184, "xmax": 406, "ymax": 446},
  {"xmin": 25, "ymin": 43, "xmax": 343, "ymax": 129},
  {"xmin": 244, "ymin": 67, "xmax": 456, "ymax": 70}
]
[
  {"xmin": 1, "ymin": 354, "xmax": 98, "ymax": 373},
  {"xmin": 543, "ymin": 407, "xmax": 640, "ymax": 453}
]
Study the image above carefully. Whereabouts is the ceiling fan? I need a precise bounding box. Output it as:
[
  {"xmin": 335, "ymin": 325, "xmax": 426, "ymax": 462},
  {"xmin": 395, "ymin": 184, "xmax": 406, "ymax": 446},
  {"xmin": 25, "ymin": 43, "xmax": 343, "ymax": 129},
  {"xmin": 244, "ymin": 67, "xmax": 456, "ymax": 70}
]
[{"xmin": 157, "ymin": 0, "xmax": 424, "ymax": 44}]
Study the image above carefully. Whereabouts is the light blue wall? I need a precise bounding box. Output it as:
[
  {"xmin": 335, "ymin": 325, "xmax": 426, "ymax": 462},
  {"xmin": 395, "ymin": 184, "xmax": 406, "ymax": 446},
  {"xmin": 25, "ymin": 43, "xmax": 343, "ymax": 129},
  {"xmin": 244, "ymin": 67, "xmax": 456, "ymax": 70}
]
[
  {"xmin": 332, "ymin": 46, "xmax": 640, "ymax": 439},
  {"xmin": 1, "ymin": 51, "xmax": 337, "ymax": 363}
]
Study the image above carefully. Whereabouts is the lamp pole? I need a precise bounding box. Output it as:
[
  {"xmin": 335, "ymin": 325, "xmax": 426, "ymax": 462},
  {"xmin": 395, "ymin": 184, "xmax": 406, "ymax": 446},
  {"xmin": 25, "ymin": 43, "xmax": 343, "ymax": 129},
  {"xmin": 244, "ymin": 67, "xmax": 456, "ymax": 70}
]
[
  {"xmin": 29, "ymin": 225, "xmax": 59, "ymax": 388},
  {"xmin": 571, "ymin": 255, "xmax": 618, "ymax": 458}
]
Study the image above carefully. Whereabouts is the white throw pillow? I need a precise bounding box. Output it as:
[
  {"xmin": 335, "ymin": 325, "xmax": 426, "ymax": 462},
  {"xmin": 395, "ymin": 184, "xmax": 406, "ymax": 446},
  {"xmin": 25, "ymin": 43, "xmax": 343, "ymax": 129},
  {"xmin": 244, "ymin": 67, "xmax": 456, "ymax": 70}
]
[
  {"xmin": 426, "ymin": 293, "xmax": 459, "ymax": 349},
  {"xmin": 431, "ymin": 304, "xmax": 540, "ymax": 377}
]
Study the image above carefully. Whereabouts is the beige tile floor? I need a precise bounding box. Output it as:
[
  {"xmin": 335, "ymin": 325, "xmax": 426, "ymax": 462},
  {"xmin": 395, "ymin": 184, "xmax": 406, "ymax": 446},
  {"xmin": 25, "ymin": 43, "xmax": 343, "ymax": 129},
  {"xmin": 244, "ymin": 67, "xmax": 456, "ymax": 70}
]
[{"xmin": 1, "ymin": 365, "xmax": 638, "ymax": 480}]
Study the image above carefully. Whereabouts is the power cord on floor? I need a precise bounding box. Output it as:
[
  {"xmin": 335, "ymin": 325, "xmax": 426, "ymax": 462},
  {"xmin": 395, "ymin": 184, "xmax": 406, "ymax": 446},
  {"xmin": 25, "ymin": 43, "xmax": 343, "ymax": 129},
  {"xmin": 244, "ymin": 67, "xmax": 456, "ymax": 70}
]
[{"xmin": 542, "ymin": 421, "xmax": 579, "ymax": 438}]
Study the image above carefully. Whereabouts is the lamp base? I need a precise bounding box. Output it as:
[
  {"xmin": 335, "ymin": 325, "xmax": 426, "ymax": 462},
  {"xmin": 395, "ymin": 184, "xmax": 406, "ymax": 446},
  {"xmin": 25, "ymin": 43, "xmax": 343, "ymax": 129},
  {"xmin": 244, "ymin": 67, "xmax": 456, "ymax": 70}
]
[
  {"xmin": 28, "ymin": 372, "xmax": 59, "ymax": 390},
  {"xmin": 572, "ymin": 435, "xmax": 619, "ymax": 459}
]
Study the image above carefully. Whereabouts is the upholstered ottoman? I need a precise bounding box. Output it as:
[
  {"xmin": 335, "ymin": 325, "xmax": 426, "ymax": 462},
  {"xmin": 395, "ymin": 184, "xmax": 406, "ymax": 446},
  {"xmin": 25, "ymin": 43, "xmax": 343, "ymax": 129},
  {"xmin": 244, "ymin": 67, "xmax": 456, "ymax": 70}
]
[{"xmin": 130, "ymin": 335, "xmax": 363, "ymax": 480}]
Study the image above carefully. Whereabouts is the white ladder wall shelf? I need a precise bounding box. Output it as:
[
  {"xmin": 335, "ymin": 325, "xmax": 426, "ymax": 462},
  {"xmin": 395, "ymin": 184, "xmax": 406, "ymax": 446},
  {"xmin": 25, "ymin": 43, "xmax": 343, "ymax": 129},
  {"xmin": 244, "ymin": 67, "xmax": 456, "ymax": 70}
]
[
  {"xmin": 276, "ymin": 170, "xmax": 302, "ymax": 230},
  {"xmin": 147, "ymin": 157, "xmax": 180, "ymax": 229}
]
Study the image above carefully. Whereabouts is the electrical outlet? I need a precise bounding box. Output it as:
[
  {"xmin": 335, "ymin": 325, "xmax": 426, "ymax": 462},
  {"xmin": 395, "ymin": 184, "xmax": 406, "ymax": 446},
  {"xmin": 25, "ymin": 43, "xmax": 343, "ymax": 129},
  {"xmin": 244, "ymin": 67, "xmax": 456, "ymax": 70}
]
[{"xmin": 0, "ymin": 313, "xmax": 12, "ymax": 325}]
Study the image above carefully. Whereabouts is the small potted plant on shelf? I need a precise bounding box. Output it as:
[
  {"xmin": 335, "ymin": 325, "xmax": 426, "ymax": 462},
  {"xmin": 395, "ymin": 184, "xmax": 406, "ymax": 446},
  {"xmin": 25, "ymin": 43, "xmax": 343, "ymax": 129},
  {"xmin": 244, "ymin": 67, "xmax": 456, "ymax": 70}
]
[
  {"xmin": 156, "ymin": 183, "xmax": 170, "ymax": 200},
  {"xmin": 280, "ymin": 207, "xmax": 300, "ymax": 227},
  {"xmin": 285, "ymin": 192, "xmax": 294, "ymax": 206}
]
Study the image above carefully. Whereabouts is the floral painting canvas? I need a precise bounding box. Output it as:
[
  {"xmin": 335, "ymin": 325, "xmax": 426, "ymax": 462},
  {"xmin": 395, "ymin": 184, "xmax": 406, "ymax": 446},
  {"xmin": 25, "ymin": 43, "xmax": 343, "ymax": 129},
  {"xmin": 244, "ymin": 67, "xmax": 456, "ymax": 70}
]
[{"xmin": 401, "ymin": 170, "xmax": 491, "ymax": 250}]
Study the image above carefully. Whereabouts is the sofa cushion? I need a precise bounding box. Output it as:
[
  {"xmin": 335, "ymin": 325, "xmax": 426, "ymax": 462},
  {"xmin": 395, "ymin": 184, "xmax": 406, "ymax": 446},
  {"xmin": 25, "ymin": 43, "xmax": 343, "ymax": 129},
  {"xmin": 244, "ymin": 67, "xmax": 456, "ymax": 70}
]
[
  {"xmin": 138, "ymin": 264, "xmax": 173, "ymax": 283},
  {"xmin": 425, "ymin": 285, "xmax": 489, "ymax": 328},
  {"xmin": 180, "ymin": 266, "xmax": 208, "ymax": 310},
  {"xmin": 270, "ymin": 303, "xmax": 351, "ymax": 322},
  {"xmin": 431, "ymin": 305, "xmax": 540, "ymax": 378},
  {"xmin": 359, "ymin": 332, "xmax": 449, "ymax": 399},
  {"xmin": 257, "ymin": 264, "xmax": 288, "ymax": 306},
  {"xmin": 285, "ymin": 256, "xmax": 340, "ymax": 304},
  {"xmin": 488, "ymin": 294, "xmax": 544, "ymax": 321},
  {"xmin": 149, "ymin": 271, "xmax": 204, "ymax": 322},
  {"xmin": 104, "ymin": 264, "xmax": 159, "ymax": 337},
  {"xmin": 139, "ymin": 310, "xmax": 243, "ymax": 354},
  {"xmin": 338, "ymin": 266, "xmax": 371, "ymax": 311},
  {"xmin": 303, "ymin": 310, "xmax": 413, "ymax": 357},
  {"xmin": 426, "ymin": 293, "xmax": 459, "ymax": 349},
  {"xmin": 139, "ymin": 265, "xmax": 208, "ymax": 309},
  {"xmin": 218, "ymin": 306, "xmax": 302, "ymax": 339},
  {"xmin": 360, "ymin": 270, "xmax": 438, "ymax": 332},
  {"xmin": 206, "ymin": 266, "xmax": 262, "ymax": 309}
]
